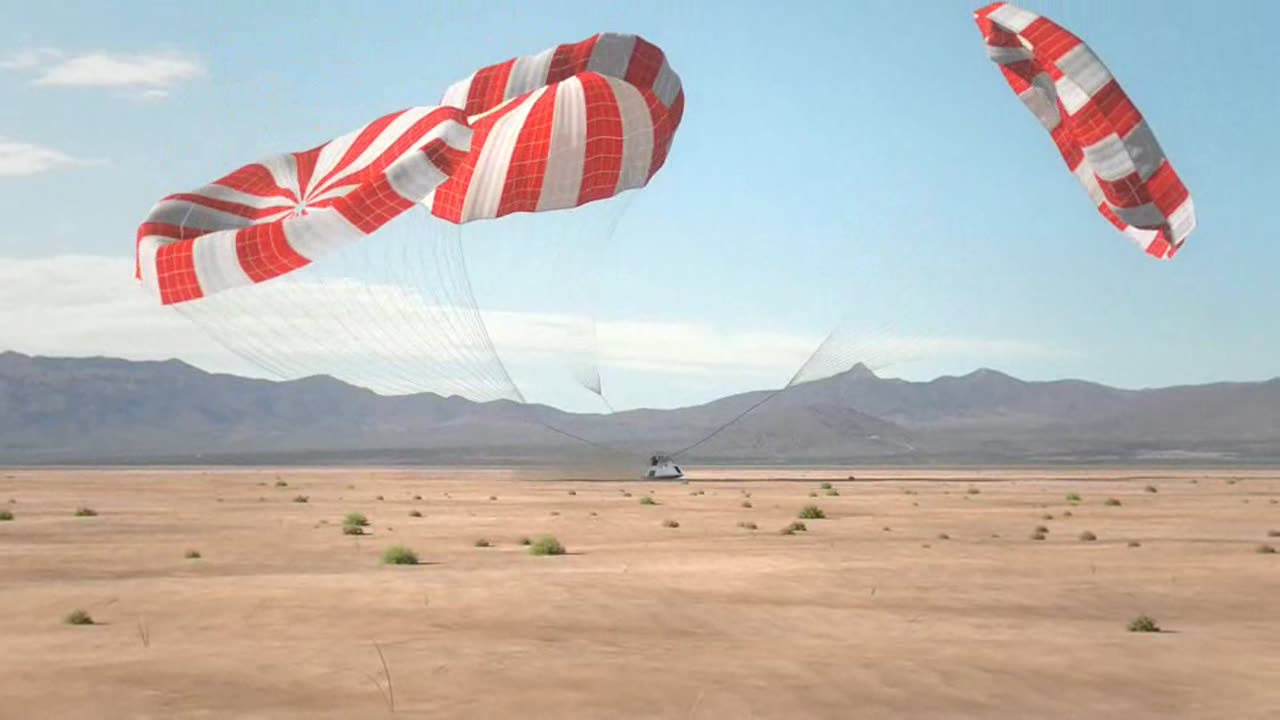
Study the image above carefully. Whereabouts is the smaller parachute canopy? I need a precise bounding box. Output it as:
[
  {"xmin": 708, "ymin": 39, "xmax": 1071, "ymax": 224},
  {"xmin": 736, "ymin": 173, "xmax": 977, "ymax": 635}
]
[{"xmin": 974, "ymin": 2, "xmax": 1195, "ymax": 259}]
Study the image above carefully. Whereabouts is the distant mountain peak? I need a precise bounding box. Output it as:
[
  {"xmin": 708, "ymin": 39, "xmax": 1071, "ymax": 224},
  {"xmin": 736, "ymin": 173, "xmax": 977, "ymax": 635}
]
[{"xmin": 843, "ymin": 362, "xmax": 879, "ymax": 380}]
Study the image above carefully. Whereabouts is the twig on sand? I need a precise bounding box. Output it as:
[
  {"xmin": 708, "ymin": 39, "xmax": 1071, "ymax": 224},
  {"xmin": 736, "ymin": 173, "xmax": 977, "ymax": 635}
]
[
  {"xmin": 373, "ymin": 642, "xmax": 395, "ymax": 712},
  {"xmin": 688, "ymin": 689, "xmax": 705, "ymax": 719}
]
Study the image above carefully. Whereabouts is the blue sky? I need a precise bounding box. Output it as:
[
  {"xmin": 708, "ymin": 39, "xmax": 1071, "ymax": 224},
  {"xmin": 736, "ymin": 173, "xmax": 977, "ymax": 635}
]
[{"xmin": 2, "ymin": 0, "xmax": 1277, "ymax": 410}]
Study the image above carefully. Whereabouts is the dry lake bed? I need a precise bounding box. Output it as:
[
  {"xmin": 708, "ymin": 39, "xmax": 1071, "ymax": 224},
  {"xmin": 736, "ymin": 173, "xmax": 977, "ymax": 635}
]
[{"xmin": 1, "ymin": 466, "xmax": 1278, "ymax": 718}]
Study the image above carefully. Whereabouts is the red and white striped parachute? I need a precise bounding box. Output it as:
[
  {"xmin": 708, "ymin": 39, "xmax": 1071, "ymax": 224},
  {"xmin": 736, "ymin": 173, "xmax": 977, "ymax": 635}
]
[
  {"xmin": 975, "ymin": 2, "xmax": 1195, "ymax": 259},
  {"xmin": 136, "ymin": 33, "xmax": 684, "ymax": 305}
]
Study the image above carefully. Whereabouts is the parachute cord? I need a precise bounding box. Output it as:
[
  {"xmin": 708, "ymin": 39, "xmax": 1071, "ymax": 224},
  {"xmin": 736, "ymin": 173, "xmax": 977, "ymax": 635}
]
[
  {"xmin": 531, "ymin": 417, "xmax": 627, "ymax": 456},
  {"xmin": 670, "ymin": 389, "xmax": 783, "ymax": 459}
]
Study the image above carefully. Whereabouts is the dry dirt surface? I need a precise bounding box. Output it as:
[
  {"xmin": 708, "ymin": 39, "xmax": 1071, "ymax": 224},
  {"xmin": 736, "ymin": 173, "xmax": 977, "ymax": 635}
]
[{"xmin": 1, "ymin": 466, "xmax": 1278, "ymax": 719}]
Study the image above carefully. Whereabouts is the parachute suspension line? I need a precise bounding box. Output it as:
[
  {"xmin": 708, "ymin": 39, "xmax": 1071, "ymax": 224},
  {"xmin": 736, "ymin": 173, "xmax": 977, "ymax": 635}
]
[
  {"xmin": 569, "ymin": 191, "xmax": 636, "ymax": 410},
  {"xmin": 447, "ymin": 220, "xmax": 525, "ymax": 402},
  {"xmin": 670, "ymin": 317, "xmax": 907, "ymax": 460},
  {"xmin": 670, "ymin": 389, "xmax": 783, "ymax": 459},
  {"xmin": 529, "ymin": 417, "xmax": 627, "ymax": 456}
]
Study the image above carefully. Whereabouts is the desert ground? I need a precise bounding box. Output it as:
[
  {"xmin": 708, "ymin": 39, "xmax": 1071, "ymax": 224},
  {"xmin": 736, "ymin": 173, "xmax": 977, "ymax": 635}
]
[{"xmin": 1, "ymin": 466, "xmax": 1278, "ymax": 719}]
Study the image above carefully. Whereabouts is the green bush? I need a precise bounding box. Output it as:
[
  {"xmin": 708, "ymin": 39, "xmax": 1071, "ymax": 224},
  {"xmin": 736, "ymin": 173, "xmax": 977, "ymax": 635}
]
[
  {"xmin": 1128, "ymin": 615, "xmax": 1160, "ymax": 633},
  {"xmin": 344, "ymin": 512, "xmax": 370, "ymax": 528},
  {"xmin": 274, "ymin": 480, "xmax": 288, "ymax": 488},
  {"xmin": 786, "ymin": 521, "xmax": 808, "ymax": 533},
  {"xmin": 1105, "ymin": 498, "xmax": 1122, "ymax": 507},
  {"xmin": 65, "ymin": 609, "xmax": 94, "ymax": 625},
  {"xmin": 798, "ymin": 505, "xmax": 825, "ymax": 520},
  {"xmin": 819, "ymin": 482, "xmax": 833, "ymax": 490},
  {"xmin": 529, "ymin": 535, "xmax": 565, "ymax": 556},
  {"xmin": 639, "ymin": 496, "xmax": 657, "ymax": 506},
  {"xmin": 74, "ymin": 507, "xmax": 97, "ymax": 517},
  {"xmin": 382, "ymin": 545, "xmax": 419, "ymax": 565},
  {"xmin": 1066, "ymin": 493, "xmax": 1082, "ymax": 503},
  {"xmin": 184, "ymin": 549, "xmax": 201, "ymax": 559},
  {"xmin": 343, "ymin": 525, "xmax": 365, "ymax": 536},
  {"xmin": 292, "ymin": 495, "xmax": 309, "ymax": 504},
  {"xmin": 0, "ymin": 510, "xmax": 13, "ymax": 521}
]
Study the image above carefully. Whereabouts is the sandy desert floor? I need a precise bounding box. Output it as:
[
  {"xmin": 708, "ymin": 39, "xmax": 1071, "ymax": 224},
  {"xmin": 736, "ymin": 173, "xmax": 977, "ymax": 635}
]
[{"xmin": 1, "ymin": 466, "xmax": 1278, "ymax": 719}]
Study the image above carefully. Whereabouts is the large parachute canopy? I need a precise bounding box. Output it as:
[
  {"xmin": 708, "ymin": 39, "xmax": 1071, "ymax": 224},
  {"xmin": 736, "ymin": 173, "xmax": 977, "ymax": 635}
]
[
  {"xmin": 134, "ymin": 34, "xmax": 684, "ymax": 407},
  {"xmin": 974, "ymin": 2, "xmax": 1196, "ymax": 259}
]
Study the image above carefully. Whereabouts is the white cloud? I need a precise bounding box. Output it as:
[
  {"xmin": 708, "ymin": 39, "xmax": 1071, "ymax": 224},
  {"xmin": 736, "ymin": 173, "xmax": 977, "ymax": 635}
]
[
  {"xmin": 0, "ymin": 255, "xmax": 1061, "ymax": 408},
  {"xmin": 0, "ymin": 138, "xmax": 101, "ymax": 177},
  {"xmin": 2, "ymin": 48, "xmax": 203, "ymax": 92},
  {"xmin": 0, "ymin": 47, "xmax": 61, "ymax": 70}
]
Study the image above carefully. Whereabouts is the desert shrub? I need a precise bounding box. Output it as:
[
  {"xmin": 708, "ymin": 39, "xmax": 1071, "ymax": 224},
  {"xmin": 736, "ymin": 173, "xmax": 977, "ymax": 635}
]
[
  {"xmin": 798, "ymin": 505, "xmax": 825, "ymax": 520},
  {"xmin": 1128, "ymin": 541, "xmax": 1142, "ymax": 547},
  {"xmin": 1066, "ymin": 493, "xmax": 1082, "ymax": 503},
  {"xmin": 1062, "ymin": 510, "xmax": 1074, "ymax": 518},
  {"xmin": 967, "ymin": 487, "xmax": 980, "ymax": 495},
  {"xmin": 937, "ymin": 533, "xmax": 950, "ymax": 540},
  {"xmin": 825, "ymin": 489, "xmax": 840, "ymax": 496},
  {"xmin": 786, "ymin": 521, "xmax": 808, "ymax": 533},
  {"xmin": 408, "ymin": 510, "xmax": 422, "ymax": 518},
  {"xmin": 519, "ymin": 537, "xmax": 532, "ymax": 545},
  {"xmin": 1267, "ymin": 530, "xmax": 1280, "ymax": 538},
  {"xmin": 1041, "ymin": 513, "xmax": 1054, "ymax": 520},
  {"xmin": 292, "ymin": 495, "xmax": 309, "ymax": 504},
  {"xmin": 1128, "ymin": 615, "xmax": 1160, "ymax": 633},
  {"xmin": 382, "ymin": 545, "xmax": 418, "ymax": 565},
  {"xmin": 489, "ymin": 496, "xmax": 498, "ymax": 501},
  {"xmin": 529, "ymin": 535, "xmax": 565, "ymax": 556},
  {"xmin": 184, "ymin": 549, "xmax": 201, "ymax": 559},
  {"xmin": 65, "ymin": 609, "xmax": 94, "ymax": 625},
  {"xmin": 808, "ymin": 491, "xmax": 818, "ymax": 498},
  {"xmin": 639, "ymin": 496, "xmax": 657, "ymax": 506},
  {"xmin": 737, "ymin": 521, "xmax": 758, "ymax": 530},
  {"xmin": 741, "ymin": 501, "xmax": 753, "ymax": 509},
  {"xmin": 474, "ymin": 538, "xmax": 492, "ymax": 548},
  {"xmin": 274, "ymin": 480, "xmax": 288, "ymax": 488},
  {"xmin": 344, "ymin": 512, "xmax": 370, "ymax": 528},
  {"xmin": 0, "ymin": 510, "xmax": 12, "ymax": 521},
  {"xmin": 819, "ymin": 482, "xmax": 833, "ymax": 490},
  {"xmin": 567, "ymin": 490, "xmax": 577, "ymax": 496},
  {"xmin": 1035, "ymin": 525, "xmax": 1050, "ymax": 534},
  {"xmin": 343, "ymin": 525, "xmax": 365, "ymax": 536},
  {"xmin": 1030, "ymin": 530, "xmax": 1047, "ymax": 541},
  {"xmin": 1079, "ymin": 530, "xmax": 1098, "ymax": 542},
  {"xmin": 74, "ymin": 507, "xmax": 98, "ymax": 517},
  {"xmin": 1105, "ymin": 498, "xmax": 1122, "ymax": 507},
  {"xmin": 1257, "ymin": 544, "xmax": 1277, "ymax": 555},
  {"xmin": 662, "ymin": 519, "xmax": 680, "ymax": 528},
  {"xmin": 1144, "ymin": 485, "xmax": 1158, "ymax": 493}
]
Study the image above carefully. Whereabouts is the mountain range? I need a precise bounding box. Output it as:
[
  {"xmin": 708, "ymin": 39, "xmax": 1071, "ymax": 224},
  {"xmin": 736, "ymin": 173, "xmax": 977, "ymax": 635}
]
[{"xmin": 2, "ymin": 351, "xmax": 1279, "ymax": 466}]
